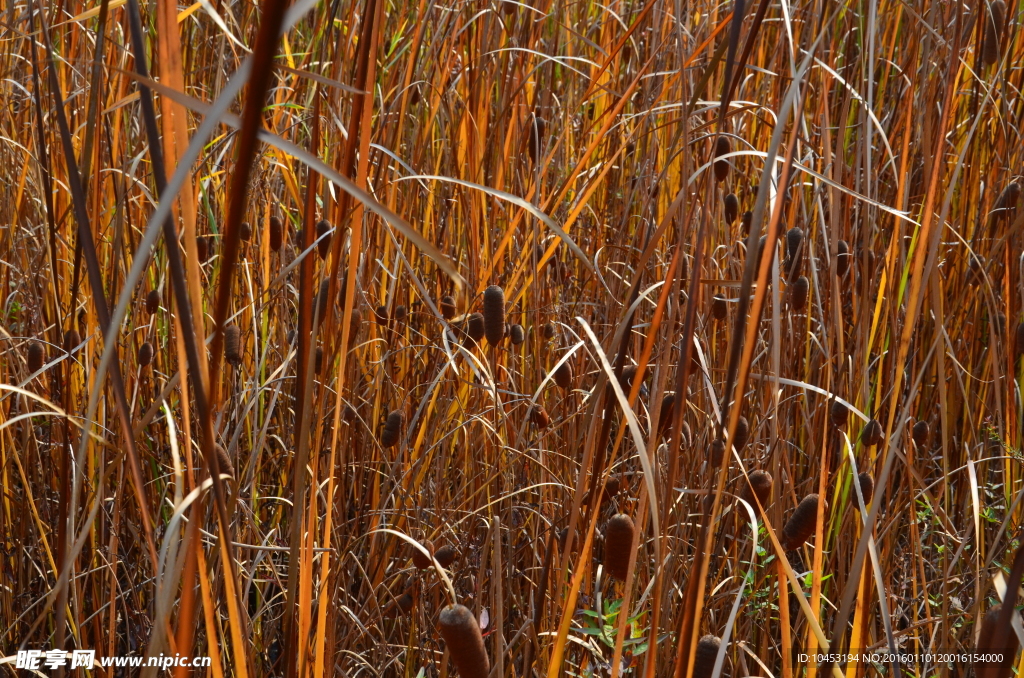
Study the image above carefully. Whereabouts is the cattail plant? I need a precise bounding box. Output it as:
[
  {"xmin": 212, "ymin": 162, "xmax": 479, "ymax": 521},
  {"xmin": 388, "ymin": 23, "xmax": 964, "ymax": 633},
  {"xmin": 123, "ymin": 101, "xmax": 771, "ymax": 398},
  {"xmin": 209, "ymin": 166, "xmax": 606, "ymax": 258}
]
[
  {"xmin": 723, "ymin": 193, "xmax": 738, "ymax": 224},
  {"xmin": 604, "ymin": 475, "xmax": 621, "ymax": 499},
  {"xmin": 412, "ymin": 540, "xmax": 434, "ymax": 569},
  {"xmin": 465, "ymin": 313, "xmax": 485, "ymax": 346},
  {"xmin": 138, "ymin": 341, "xmax": 153, "ymax": 367},
  {"xmin": 434, "ymin": 545, "xmax": 458, "ymax": 568},
  {"xmin": 710, "ymin": 439, "xmax": 726, "ymax": 467},
  {"xmin": 386, "ymin": 591, "xmax": 416, "ymax": 618},
  {"xmin": 553, "ymin": 362, "xmax": 572, "ymax": 389},
  {"xmin": 742, "ymin": 470, "xmax": 773, "ymax": 508},
  {"xmin": 315, "ymin": 220, "xmax": 332, "ymax": 259},
  {"xmin": 541, "ymin": 321, "xmax": 556, "ymax": 340},
  {"xmin": 482, "ymin": 285, "xmax": 505, "ymax": 345},
  {"xmin": 440, "ymin": 295, "xmax": 456, "ymax": 319},
  {"xmin": 374, "ymin": 305, "xmax": 388, "ymax": 325},
  {"xmin": 855, "ymin": 472, "xmax": 874, "ymax": 505},
  {"xmin": 830, "ymin": 400, "xmax": 848, "ymax": 428},
  {"xmin": 790, "ymin": 275, "xmax": 809, "ymax": 311},
  {"xmin": 214, "ymin": 443, "xmax": 235, "ymax": 479},
  {"xmin": 64, "ymin": 329, "xmax": 81, "ymax": 354},
  {"xmin": 314, "ymin": 347, "xmax": 324, "ymax": 375},
  {"xmin": 982, "ymin": 0, "xmax": 1006, "ymax": 66},
  {"xmin": 693, "ymin": 634, "xmax": 722, "ymax": 678},
  {"xmin": 239, "ymin": 221, "xmax": 252, "ymax": 241},
  {"xmin": 438, "ymin": 604, "xmax": 489, "ymax": 678},
  {"xmin": 224, "ymin": 325, "xmax": 242, "ymax": 366},
  {"xmin": 1014, "ymin": 321, "xmax": 1024, "ymax": 358},
  {"xmin": 713, "ymin": 136, "xmax": 730, "ymax": 182},
  {"xmin": 381, "ymin": 410, "xmax": 405, "ymax": 447},
  {"xmin": 509, "ymin": 324, "xmax": 525, "ymax": 345},
  {"xmin": 316, "ymin": 279, "xmax": 332, "ymax": 322},
  {"xmin": 711, "ymin": 295, "xmax": 727, "ymax": 320},
  {"xmin": 197, "ymin": 235, "xmax": 211, "ymax": 262},
  {"xmin": 861, "ymin": 419, "xmax": 884, "ymax": 447},
  {"xmin": 393, "ymin": 305, "xmax": 407, "ymax": 321},
  {"xmin": 731, "ymin": 415, "xmax": 749, "ymax": 451},
  {"xmin": 785, "ymin": 226, "xmax": 804, "ymax": 278},
  {"xmin": 836, "ymin": 239, "xmax": 851, "ymax": 276},
  {"xmin": 528, "ymin": 108, "xmax": 545, "ymax": 165},
  {"xmin": 912, "ymin": 420, "xmax": 930, "ymax": 447},
  {"xmin": 146, "ymin": 289, "xmax": 161, "ymax": 315},
  {"xmin": 603, "ymin": 514, "xmax": 634, "ymax": 581},
  {"xmin": 269, "ymin": 215, "xmax": 283, "ymax": 251},
  {"xmin": 27, "ymin": 341, "xmax": 44, "ymax": 373},
  {"xmin": 658, "ymin": 393, "xmax": 676, "ymax": 437},
  {"xmin": 741, "ymin": 210, "xmax": 752, "ymax": 234},
  {"xmin": 529, "ymin": 404, "xmax": 550, "ymax": 429},
  {"xmin": 782, "ymin": 494, "xmax": 821, "ymax": 549}
]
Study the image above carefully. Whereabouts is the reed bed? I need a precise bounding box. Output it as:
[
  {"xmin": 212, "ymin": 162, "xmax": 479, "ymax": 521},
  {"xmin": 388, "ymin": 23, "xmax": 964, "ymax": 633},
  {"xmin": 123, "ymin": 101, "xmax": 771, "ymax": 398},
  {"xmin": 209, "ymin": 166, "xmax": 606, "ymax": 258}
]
[{"xmin": 2, "ymin": 0, "xmax": 1024, "ymax": 676}]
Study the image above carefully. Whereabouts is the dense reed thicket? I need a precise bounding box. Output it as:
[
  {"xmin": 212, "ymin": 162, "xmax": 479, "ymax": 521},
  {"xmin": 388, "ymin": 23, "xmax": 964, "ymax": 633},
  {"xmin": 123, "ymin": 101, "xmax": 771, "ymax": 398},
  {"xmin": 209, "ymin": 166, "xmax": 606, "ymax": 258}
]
[{"xmin": 2, "ymin": 0, "xmax": 1024, "ymax": 676}]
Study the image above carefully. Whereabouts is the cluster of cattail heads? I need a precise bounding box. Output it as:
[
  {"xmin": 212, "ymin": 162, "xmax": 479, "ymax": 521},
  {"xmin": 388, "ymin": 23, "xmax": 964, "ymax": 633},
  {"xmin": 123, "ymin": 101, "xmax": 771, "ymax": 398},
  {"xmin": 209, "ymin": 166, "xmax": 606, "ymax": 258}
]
[
  {"xmin": 380, "ymin": 410, "xmax": 405, "ymax": 447},
  {"xmin": 438, "ymin": 604, "xmax": 489, "ymax": 678},
  {"xmin": 603, "ymin": 514, "xmax": 634, "ymax": 581},
  {"xmin": 782, "ymin": 494, "xmax": 822, "ymax": 549}
]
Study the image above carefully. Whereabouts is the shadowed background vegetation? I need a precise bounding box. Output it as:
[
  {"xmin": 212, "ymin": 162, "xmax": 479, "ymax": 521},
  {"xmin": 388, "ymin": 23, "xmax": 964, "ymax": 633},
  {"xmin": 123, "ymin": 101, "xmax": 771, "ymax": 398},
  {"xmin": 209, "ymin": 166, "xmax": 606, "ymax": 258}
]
[{"xmin": 2, "ymin": 0, "xmax": 1024, "ymax": 676}]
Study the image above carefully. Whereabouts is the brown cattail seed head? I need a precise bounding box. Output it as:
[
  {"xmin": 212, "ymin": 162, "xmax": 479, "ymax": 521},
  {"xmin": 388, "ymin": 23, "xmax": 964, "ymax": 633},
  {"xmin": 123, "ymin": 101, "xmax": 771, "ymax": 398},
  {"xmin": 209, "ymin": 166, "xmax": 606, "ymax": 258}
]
[
  {"xmin": 553, "ymin": 362, "xmax": 572, "ymax": 389},
  {"xmin": 381, "ymin": 410, "xmax": 405, "ymax": 448},
  {"xmin": 782, "ymin": 494, "xmax": 821, "ymax": 549},
  {"xmin": 1015, "ymin": 322, "xmax": 1024, "ymax": 358},
  {"xmin": 732, "ymin": 415, "xmax": 750, "ymax": 451},
  {"xmin": 482, "ymin": 285, "xmax": 505, "ymax": 344},
  {"xmin": 196, "ymin": 235, "xmax": 210, "ymax": 262},
  {"xmin": 440, "ymin": 295, "xmax": 457, "ymax": 319},
  {"xmin": 711, "ymin": 295, "xmax": 727, "ymax": 321},
  {"xmin": 412, "ymin": 540, "xmax": 434, "ymax": 569},
  {"xmin": 743, "ymin": 470, "xmax": 773, "ymax": 508},
  {"xmin": 528, "ymin": 110, "xmax": 545, "ymax": 165},
  {"xmin": 314, "ymin": 347, "xmax": 324, "ymax": 375},
  {"xmin": 713, "ymin": 136, "xmax": 731, "ymax": 182},
  {"xmin": 434, "ymin": 545, "xmax": 458, "ymax": 568},
  {"xmin": 604, "ymin": 475, "xmax": 621, "ymax": 498},
  {"xmin": 465, "ymin": 313, "xmax": 485, "ymax": 346},
  {"xmin": 786, "ymin": 226, "xmax": 804, "ymax": 264},
  {"xmin": 146, "ymin": 289, "xmax": 161, "ymax": 315},
  {"xmin": 982, "ymin": 0, "xmax": 1006, "ymax": 66},
  {"xmin": 541, "ymin": 322, "xmax": 556, "ymax": 340},
  {"xmin": 694, "ymin": 635, "xmax": 722, "ymax": 678},
  {"xmin": 723, "ymin": 193, "xmax": 739, "ymax": 224},
  {"xmin": 269, "ymin": 216, "xmax": 283, "ymax": 251},
  {"xmin": 214, "ymin": 443, "xmax": 235, "ymax": 479},
  {"xmin": 315, "ymin": 220, "xmax": 332, "ymax": 259},
  {"xmin": 836, "ymin": 240, "xmax": 851, "ymax": 276},
  {"xmin": 619, "ymin": 365, "xmax": 639, "ymax": 391},
  {"xmin": 710, "ymin": 439, "xmax": 727, "ymax": 467},
  {"xmin": 437, "ymin": 604, "xmax": 489, "ymax": 678},
  {"xmin": 316, "ymin": 280, "xmax": 332, "ymax": 321},
  {"xmin": 27, "ymin": 341, "xmax": 45, "ymax": 373},
  {"xmin": 912, "ymin": 420, "xmax": 930, "ymax": 447},
  {"xmin": 741, "ymin": 210, "xmax": 753, "ymax": 235},
  {"xmin": 375, "ymin": 305, "xmax": 389, "ymax": 325},
  {"xmin": 393, "ymin": 305, "xmax": 407, "ymax": 321},
  {"xmin": 856, "ymin": 472, "xmax": 874, "ymax": 505},
  {"xmin": 239, "ymin": 221, "xmax": 252, "ymax": 242},
  {"xmin": 830, "ymin": 400, "xmax": 848, "ymax": 428},
  {"xmin": 861, "ymin": 419, "xmax": 884, "ymax": 447},
  {"xmin": 529, "ymin": 404, "xmax": 550, "ymax": 428},
  {"xmin": 138, "ymin": 341, "xmax": 154, "ymax": 367},
  {"xmin": 603, "ymin": 514, "xmax": 635, "ymax": 581},
  {"xmin": 509, "ymin": 324, "xmax": 525, "ymax": 345},
  {"xmin": 658, "ymin": 393, "xmax": 676, "ymax": 437},
  {"xmin": 224, "ymin": 325, "xmax": 242, "ymax": 366},
  {"xmin": 992, "ymin": 181, "xmax": 1020, "ymax": 224},
  {"xmin": 388, "ymin": 592, "xmax": 415, "ymax": 618},
  {"xmin": 790, "ymin": 275, "xmax": 809, "ymax": 311},
  {"xmin": 64, "ymin": 330, "xmax": 81, "ymax": 354}
]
